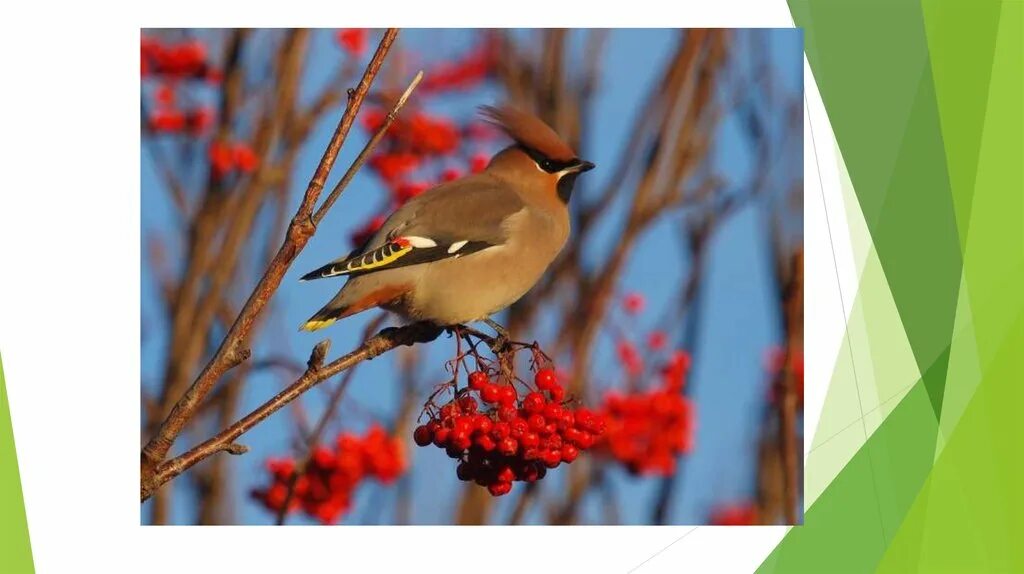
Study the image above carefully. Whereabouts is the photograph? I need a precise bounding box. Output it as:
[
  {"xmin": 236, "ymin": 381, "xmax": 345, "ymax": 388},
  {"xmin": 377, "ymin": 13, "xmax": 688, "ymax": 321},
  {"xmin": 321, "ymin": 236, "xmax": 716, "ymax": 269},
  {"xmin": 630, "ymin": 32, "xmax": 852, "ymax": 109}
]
[{"xmin": 139, "ymin": 27, "xmax": 804, "ymax": 526}]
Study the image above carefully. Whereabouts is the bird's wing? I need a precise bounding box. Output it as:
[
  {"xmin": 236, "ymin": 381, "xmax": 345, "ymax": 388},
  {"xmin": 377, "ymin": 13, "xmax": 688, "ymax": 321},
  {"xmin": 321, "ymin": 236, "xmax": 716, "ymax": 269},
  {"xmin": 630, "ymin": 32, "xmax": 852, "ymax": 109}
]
[{"xmin": 300, "ymin": 175, "xmax": 526, "ymax": 281}]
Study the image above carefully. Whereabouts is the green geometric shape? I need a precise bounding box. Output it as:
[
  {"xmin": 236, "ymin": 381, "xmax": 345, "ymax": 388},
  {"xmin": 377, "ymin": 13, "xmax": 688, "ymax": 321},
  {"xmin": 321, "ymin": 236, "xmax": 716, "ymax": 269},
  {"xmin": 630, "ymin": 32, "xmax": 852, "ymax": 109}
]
[
  {"xmin": 0, "ymin": 357, "xmax": 34, "ymax": 573},
  {"xmin": 856, "ymin": 247, "xmax": 922, "ymax": 432},
  {"xmin": 757, "ymin": 384, "xmax": 939, "ymax": 573},
  {"xmin": 798, "ymin": 0, "xmax": 931, "ymax": 229},
  {"xmin": 920, "ymin": 346, "xmax": 950, "ymax": 421},
  {"xmin": 804, "ymin": 231, "xmax": 923, "ymax": 506},
  {"xmin": 921, "ymin": 0, "xmax": 1003, "ymax": 247},
  {"xmin": 937, "ymin": 273, "xmax": 982, "ymax": 460},
  {"xmin": 879, "ymin": 310, "xmax": 1024, "ymax": 573},
  {"xmin": 886, "ymin": 5, "xmax": 1024, "ymax": 568},
  {"xmin": 957, "ymin": 1, "xmax": 1024, "ymax": 370},
  {"xmin": 865, "ymin": 63, "xmax": 961, "ymax": 415},
  {"xmin": 797, "ymin": 0, "xmax": 963, "ymax": 419}
]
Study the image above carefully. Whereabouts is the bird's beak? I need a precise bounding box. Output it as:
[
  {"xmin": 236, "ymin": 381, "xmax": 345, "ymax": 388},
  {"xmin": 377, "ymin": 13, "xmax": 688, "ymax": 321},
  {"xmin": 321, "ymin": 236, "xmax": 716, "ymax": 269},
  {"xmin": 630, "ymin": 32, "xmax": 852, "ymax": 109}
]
[{"xmin": 574, "ymin": 160, "xmax": 596, "ymax": 173}]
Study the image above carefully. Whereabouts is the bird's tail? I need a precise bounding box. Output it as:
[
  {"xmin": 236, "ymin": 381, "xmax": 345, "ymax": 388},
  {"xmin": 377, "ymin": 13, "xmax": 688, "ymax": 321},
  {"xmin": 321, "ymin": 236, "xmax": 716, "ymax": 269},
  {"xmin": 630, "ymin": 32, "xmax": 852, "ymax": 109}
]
[{"xmin": 299, "ymin": 304, "xmax": 350, "ymax": 332}]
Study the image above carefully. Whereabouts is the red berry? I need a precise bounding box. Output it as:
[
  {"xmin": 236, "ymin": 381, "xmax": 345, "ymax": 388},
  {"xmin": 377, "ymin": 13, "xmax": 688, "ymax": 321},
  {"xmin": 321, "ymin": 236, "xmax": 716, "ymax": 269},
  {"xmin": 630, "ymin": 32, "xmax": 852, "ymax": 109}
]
[
  {"xmin": 491, "ymin": 421, "xmax": 510, "ymax": 440},
  {"xmin": 542, "ymin": 449, "xmax": 562, "ymax": 468},
  {"xmin": 509, "ymin": 418, "xmax": 529, "ymax": 438},
  {"xmin": 543, "ymin": 403, "xmax": 564, "ymax": 421},
  {"xmin": 413, "ymin": 425, "xmax": 433, "ymax": 447},
  {"xmin": 312, "ymin": 446, "xmax": 334, "ymax": 468},
  {"xmin": 469, "ymin": 153, "xmax": 489, "ymax": 173},
  {"xmin": 336, "ymin": 29, "xmax": 368, "ymax": 56},
  {"xmin": 487, "ymin": 481, "xmax": 512, "ymax": 496},
  {"xmin": 622, "ymin": 292, "xmax": 646, "ymax": 315},
  {"xmin": 481, "ymin": 384, "xmax": 500, "ymax": 404},
  {"xmin": 440, "ymin": 403, "xmax": 457, "ymax": 419},
  {"xmin": 523, "ymin": 392, "xmax": 546, "ymax": 413},
  {"xmin": 561, "ymin": 444, "xmax": 579, "ymax": 463},
  {"xmin": 474, "ymin": 415, "xmax": 493, "ymax": 435},
  {"xmin": 233, "ymin": 144, "xmax": 259, "ymax": 173},
  {"xmin": 648, "ymin": 330, "xmax": 669, "ymax": 350},
  {"xmin": 527, "ymin": 414, "xmax": 546, "ymax": 432},
  {"xmin": 563, "ymin": 428, "xmax": 582, "ymax": 445},
  {"xmin": 456, "ymin": 462, "xmax": 474, "ymax": 481},
  {"xmin": 457, "ymin": 396, "xmax": 478, "ymax": 414},
  {"xmin": 468, "ymin": 371, "xmax": 489, "ymax": 390},
  {"xmin": 547, "ymin": 386, "xmax": 565, "ymax": 402},
  {"xmin": 497, "ymin": 405, "xmax": 518, "ymax": 422},
  {"xmin": 498, "ymin": 385, "xmax": 517, "ymax": 405},
  {"xmin": 521, "ymin": 432, "xmax": 540, "ymax": 449},
  {"xmin": 452, "ymin": 416, "xmax": 472, "ymax": 435},
  {"xmin": 576, "ymin": 431, "xmax": 594, "ymax": 449},
  {"xmin": 498, "ymin": 437, "xmax": 518, "ymax": 456},
  {"xmin": 534, "ymin": 369, "xmax": 558, "ymax": 390},
  {"xmin": 208, "ymin": 141, "xmax": 234, "ymax": 178},
  {"xmin": 544, "ymin": 434, "xmax": 563, "ymax": 450},
  {"xmin": 496, "ymin": 465, "xmax": 516, "ymax": 483},
  {"xmin": 451, "ymin": 430, "xmax": 472, "ymax": 450},
  {"xmin": 519, "ymin": 463, "xmax": 541, "ymax": 482},
  {"xmin": 474, "ymin": 434, "xmax": 496, "ymax": 452},
  {"xmin": 432, "ymin": 427, "xmax": 450, "ymax": 447}
]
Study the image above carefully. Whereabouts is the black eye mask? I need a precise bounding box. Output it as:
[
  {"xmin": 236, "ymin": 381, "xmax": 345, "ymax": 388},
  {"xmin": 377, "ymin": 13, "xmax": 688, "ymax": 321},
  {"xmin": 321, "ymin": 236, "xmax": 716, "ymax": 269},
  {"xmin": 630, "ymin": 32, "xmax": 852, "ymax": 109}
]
[{"xmin": 522, "ymin": 146, "xmax": 579, "ymax": 174}]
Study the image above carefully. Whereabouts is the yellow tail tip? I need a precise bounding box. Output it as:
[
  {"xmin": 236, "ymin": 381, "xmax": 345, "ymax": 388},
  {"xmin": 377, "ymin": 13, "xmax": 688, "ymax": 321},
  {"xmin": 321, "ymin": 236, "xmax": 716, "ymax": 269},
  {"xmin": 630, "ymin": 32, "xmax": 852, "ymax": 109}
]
[{"xmin": 300, "ymin": 318, "xmax": 337, "ymax": 332}]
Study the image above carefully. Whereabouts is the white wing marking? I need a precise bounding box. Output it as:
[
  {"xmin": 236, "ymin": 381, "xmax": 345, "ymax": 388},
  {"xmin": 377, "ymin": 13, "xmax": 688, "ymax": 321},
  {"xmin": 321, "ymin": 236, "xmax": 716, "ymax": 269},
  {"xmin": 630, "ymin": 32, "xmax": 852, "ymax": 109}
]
[{"xmin": 404, "ymin": 236, "xmax": 437, "ymax": 248}]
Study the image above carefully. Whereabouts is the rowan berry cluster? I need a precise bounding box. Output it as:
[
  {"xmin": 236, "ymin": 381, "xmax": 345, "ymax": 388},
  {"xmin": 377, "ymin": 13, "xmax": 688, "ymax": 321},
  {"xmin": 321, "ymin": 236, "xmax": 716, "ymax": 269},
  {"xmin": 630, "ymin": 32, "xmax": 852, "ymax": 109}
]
[
  {"xmin": 414, "ymin": 366, "xmax": 606, "ymax": 497},
  {"xmin": 251, "ymin": 425, "xmax": 405, "ymax": 524},
  {"xmin": 141, "ymin": 36, "xmax": 221, "ymax": 82},
  {"xmin": 600, "ymin": 350, "xmax": 695, "ymax": 476},
  {"xmin": 419, "ymin": 36, "xmax": 497, "ymax": 94},
  {"xmin": 141, "ymin": 36, "xmax": 218, "ymax": 136},
  {"xmin": 208, "ymin": 140, "xmax": 260, "ymax": 180}
]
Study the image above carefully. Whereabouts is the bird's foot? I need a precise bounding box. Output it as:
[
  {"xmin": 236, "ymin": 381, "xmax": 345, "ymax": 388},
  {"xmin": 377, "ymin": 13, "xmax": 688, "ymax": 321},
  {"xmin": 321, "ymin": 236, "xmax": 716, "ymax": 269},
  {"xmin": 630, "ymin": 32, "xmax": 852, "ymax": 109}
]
[{"xmin": 482, "ymin": 318, "xmax": 512, "ymax": 353}]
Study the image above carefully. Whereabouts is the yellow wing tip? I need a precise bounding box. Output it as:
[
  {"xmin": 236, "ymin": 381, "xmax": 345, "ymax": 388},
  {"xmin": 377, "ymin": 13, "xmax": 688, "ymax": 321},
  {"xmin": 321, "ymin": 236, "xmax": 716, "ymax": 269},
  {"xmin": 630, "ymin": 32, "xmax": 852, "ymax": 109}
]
[{"xmin": 300, "ymin": 318, "xmax": 337, "ymax": 332}]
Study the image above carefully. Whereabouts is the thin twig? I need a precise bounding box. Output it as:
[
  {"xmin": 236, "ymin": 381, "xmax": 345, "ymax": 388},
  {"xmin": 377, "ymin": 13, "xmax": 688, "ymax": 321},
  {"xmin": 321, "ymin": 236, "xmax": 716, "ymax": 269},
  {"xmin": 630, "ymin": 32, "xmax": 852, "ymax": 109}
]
[{"xmin": 312, "ymin": 70, "xmax": 424, "ymax": 225}]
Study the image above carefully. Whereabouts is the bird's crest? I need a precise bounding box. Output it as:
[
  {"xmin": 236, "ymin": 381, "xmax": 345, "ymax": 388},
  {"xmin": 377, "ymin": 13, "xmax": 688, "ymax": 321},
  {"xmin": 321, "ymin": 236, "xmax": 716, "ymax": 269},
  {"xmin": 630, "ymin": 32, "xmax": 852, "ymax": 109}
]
[{"xmin": 478, "ymin": 105, "xmax": 576, "ymax": 162}]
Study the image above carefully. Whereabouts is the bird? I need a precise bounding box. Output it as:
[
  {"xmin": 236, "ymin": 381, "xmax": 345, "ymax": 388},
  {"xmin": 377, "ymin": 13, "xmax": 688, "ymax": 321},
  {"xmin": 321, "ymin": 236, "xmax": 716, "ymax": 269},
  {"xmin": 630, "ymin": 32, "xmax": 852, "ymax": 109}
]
[{"xmin": 298, "ymin": 105, "xmax": 595, "ymax": 333}]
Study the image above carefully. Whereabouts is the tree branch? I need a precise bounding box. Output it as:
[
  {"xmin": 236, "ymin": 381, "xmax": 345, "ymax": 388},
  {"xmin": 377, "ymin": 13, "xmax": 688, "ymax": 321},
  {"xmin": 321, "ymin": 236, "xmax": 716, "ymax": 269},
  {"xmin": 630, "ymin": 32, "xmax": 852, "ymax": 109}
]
[
  {"xmin": 142, "ymin": 321, "xmax": 444, "ymax": 501},
  {"xmin": 141, "ymin": 28, "xmax": 404, "ymax": 493}
]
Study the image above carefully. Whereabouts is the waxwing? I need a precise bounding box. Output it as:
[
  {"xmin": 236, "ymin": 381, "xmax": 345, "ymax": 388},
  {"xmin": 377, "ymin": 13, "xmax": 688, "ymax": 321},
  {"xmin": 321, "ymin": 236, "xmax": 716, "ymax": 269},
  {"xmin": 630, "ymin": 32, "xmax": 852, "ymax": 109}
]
[{"xmin": 299, "ymin": 105, "xmax": 595, "ymax": 331}]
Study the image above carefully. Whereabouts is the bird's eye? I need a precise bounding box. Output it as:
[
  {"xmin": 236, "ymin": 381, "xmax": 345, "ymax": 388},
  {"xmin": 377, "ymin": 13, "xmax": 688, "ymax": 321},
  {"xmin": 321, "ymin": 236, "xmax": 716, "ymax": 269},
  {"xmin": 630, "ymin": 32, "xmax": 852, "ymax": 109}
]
[{"xmin": 539, "ymin": 159, "xmax": 556, "ymax": 172}]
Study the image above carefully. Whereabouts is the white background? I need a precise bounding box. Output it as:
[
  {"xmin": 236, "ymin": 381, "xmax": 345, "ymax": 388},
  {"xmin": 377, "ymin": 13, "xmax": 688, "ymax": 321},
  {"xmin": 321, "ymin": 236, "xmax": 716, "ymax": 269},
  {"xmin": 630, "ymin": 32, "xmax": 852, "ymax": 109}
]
[{"xmin": 0, "ymin": 2, "xmax": 857, "ymax": 572}]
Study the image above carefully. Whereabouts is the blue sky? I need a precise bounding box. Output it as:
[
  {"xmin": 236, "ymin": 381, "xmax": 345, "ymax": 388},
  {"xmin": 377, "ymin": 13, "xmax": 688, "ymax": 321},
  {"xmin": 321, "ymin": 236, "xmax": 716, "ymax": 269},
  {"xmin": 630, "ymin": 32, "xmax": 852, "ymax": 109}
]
[{"xmin": 142, "ymin": 28, "xmax": 803, "ymax": 525}]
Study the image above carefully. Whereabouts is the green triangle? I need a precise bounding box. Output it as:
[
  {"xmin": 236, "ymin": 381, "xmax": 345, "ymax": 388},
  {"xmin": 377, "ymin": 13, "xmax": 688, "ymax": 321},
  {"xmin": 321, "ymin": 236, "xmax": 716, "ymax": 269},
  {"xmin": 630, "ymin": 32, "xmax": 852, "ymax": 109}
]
[
  {"xmin": 0, "ymin": 358, "xmax": 35, "ymax": 573},
  {"xmin": 757, "ymin": 384, "xmax": 939, "ymax": 572},
  {"xmin": 920, "ymin": 346, "xmax": 950, "ymax": 420}
]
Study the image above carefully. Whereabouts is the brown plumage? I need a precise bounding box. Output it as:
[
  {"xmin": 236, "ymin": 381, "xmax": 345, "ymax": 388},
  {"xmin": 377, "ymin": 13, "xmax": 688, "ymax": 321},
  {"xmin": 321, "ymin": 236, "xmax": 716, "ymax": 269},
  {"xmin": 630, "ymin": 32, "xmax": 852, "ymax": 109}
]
[
  {"xmin": 299, "ymin": 105, "xmax": 595, "ymax": 331},
  {"xmin": 479, "ymin": 105, "xmax": 577, "ymax": 161}
]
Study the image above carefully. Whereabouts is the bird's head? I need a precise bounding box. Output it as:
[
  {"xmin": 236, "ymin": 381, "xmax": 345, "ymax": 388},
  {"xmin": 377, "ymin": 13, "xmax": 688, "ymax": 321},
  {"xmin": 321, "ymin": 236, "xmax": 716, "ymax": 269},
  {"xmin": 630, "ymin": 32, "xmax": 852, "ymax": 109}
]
[{"xmin": 479, "ymin": 105, "xmax": 595, "ymax": 204}]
